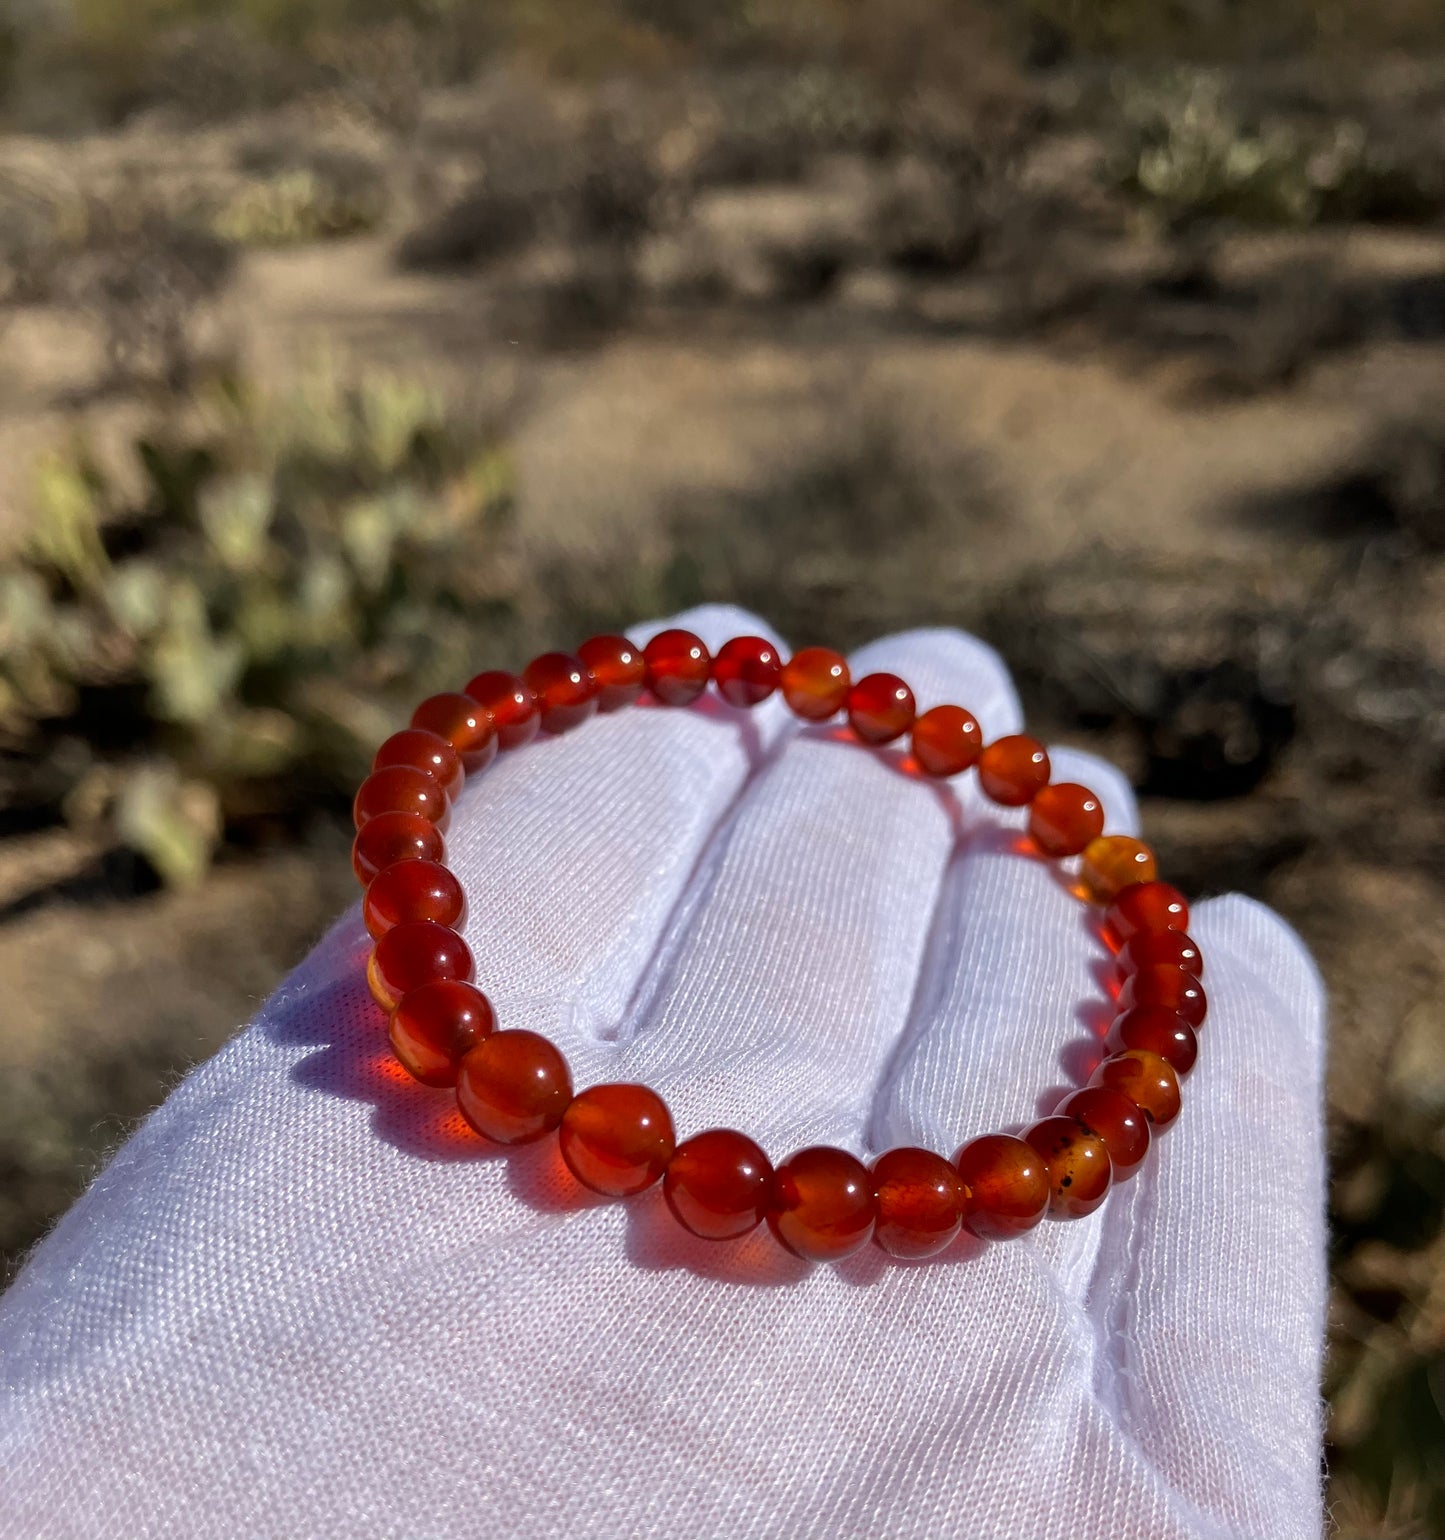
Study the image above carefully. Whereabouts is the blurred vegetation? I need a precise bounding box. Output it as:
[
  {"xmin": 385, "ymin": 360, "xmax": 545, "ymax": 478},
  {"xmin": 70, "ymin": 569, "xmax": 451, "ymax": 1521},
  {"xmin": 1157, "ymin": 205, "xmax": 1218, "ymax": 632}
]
[{"xmin": 0, "ymin": 364, "xmax": 515, "ymax": 883}]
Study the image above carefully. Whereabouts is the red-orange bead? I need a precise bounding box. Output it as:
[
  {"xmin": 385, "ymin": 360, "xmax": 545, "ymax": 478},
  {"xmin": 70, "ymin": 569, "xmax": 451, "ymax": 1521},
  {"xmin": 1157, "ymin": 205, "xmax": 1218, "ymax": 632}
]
[
  {"xmin": 1024, "ymin": 1116, "xmax": 1113, "ymax": 1219},
  {"xmin": 576, "ymin": 634, "xmax": 645, "ymax": 711},
  {"xmin": 1028, "ymin": 782, "xmax": 1105, "ymax": 857},
  {"xmin": 643, "ymin": 628, "xmax": 711, "ymax": 705},
  {"xmin": 560, "ymin": 1083, "xmax": 676, "ymax": 1197},
  {"xmin": 411, "ymin": 692, "xmax": 497, "ymax": 774},
  {"xmin": 372, "ymin": 728, "xmax": 464, "ymax": 801},
  {"xmin": 1055, "ymin": 1086, "xmax": 1151, "ymax": 1180},
  {"xmin": 712, "ymin": 635, "xmax": 782, "ymax": 708},
  {"xmin": 351, "ymin": 810, "xmax": 444, "ymax": 886},
  {"xmin": 1118, "ymin": 965, "xmax": 1207, "ymax": 1028},
  {"xmin": 389, "ymin": 980, "xmax": 494, "ymax": 1087},
  {"xmin": 1089, "ymin": 1049, "xmax": 1181, "ymax": 1129},
  {"xmin": 953, "ymin": 1133, "xmax": 1049, "ymax": 1241},
  {"xmin": 664, "ymin": 1129, "xmax": 773, "ymax": 1240},
  {"xmin": 978, "ymin": 735, "xmax": 1051, "ymax": 806},
  {"xmin": 780, "ymin": 646, "xmax": 850, "ymax": 720},
  {"xmin": 367, "ymin": 920, "xmax": 473, "ymax": 1012},
  {"xmin": 363, "ymin": 858, "xmax": 465, "ymax": 939},
  {"xmin": 1080, "ymin": 836, "xmax": 1157, "ymax": 905},
  {"xmin": 522, "ymin": 652, "xmax": 598, "ymax": 734},
  {"xmin": 1116, "ymin": 929, "xmax": 1204, "ymax": 979},
  {"xmin": 456, "ymin": 1029, "xmax": 572, "ymax": 1144},
  {"xmin": 768, "ymin": 1146, "xmax": 876, "ymax": 1261},
  {"xmin": 870, "ymin": 1146, "xmax": 966, "ymax": 1259},
  {"xmin": 911, "ymin": 704, "xmax": 983, "ymax": 777},
  {"xmin": 464, "ymin": 670, "xmax": 539, "ymax": 749},
  {"xmin": 1106, "ymin": 1006, "xmax": 1199, "ymax": 1076},
  {"xmin": 1103, "ymin": 880, "xmax": 1190, "ymax": 946},
  {"xmin": 352, "ymin": 765, "xmax": 450, "ymax": 833},
  {"xmin": 847, "ymin": 672, "xmax": 916, "ymax": 745}
]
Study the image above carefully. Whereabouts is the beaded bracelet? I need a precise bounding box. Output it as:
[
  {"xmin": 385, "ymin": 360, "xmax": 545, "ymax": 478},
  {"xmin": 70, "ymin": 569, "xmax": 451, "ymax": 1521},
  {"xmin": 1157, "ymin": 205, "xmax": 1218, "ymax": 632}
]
[{"xmin": 352, "ymin": 630, "xmax": 1205, "ymax": 1263}]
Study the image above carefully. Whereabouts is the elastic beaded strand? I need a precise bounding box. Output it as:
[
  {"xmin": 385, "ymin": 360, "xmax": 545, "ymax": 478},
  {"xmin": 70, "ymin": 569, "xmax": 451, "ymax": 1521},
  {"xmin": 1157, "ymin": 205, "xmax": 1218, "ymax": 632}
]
[{"xmin": 352, "ymin": 631, "xmax": 1204, "ymax": 1266}]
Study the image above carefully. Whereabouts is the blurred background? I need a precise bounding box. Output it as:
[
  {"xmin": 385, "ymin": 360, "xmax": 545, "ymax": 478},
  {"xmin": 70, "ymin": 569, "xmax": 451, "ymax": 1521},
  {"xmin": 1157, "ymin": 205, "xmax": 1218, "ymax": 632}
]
[{"xmin": 1, "ymin": 1, "xmax": 1442, "ymax": 1531}]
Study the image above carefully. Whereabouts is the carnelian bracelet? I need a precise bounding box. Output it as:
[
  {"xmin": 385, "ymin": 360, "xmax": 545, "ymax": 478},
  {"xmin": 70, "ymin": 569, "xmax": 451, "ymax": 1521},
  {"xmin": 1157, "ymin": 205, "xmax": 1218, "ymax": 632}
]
[{"xmin": 352, "ymin": 630, "xmax": 1206, "ymax": 1263}]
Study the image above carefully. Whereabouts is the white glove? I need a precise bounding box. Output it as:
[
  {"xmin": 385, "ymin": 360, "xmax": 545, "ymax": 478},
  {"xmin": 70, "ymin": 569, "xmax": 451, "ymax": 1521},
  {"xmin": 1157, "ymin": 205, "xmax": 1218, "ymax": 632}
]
[{"xmin": 0, "ymin": 605, "xmax": 1327, "ymax": 1540}]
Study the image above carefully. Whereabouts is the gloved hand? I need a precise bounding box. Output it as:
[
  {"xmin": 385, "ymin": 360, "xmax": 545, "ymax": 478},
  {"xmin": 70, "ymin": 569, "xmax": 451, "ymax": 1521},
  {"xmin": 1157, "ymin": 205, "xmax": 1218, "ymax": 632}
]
[{"xmin": 0, "ymin": 605, "xmax": 1327, "ymax": 1540}]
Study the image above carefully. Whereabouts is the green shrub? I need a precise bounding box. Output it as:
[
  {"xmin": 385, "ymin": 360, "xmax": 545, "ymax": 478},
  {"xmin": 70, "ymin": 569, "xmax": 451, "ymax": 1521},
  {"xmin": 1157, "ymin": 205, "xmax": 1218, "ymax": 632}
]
[{"xmin": 0, "ymin": 363, "xmax": 517, "ymax": 884}]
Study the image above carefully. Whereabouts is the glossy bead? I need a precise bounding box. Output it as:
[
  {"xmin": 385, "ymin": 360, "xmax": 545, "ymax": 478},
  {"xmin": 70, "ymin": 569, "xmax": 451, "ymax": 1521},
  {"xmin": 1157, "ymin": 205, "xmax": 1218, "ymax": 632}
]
[
  {"xmin": 352, "ymin": 765, "xmax": 449, "ymax": 833},
  {"xmin": 712, "ymin": 635, "xmax": 782, "ymax": 708},
  {"xmin": 1117, "ymin": 929, "xmax": 1204, "ymax": 979},
  {"xmin": 1089, "ymin": 1049, "xmax": 1181, "ymax": 1129},
  {"xmin": 560, "ymin": 1083, "xmax": 676, "ymax": 1197},
  {"xmin": 1118, "ymin": 965, "xmax": 1207, "ymax": 1028},
  {"xmin": 870, "ymin": 1146, "xmax": 966, "ymax": 1259},
  {"xmin": 1103, "ymin": 880, "xmax": 1190, "ymax": 947},
  {"xmin": 767, "ymin": 1146, "xmax": 876, "ymax": 1261},
  {"xmin": 1024, "ymin": 1116, "xmax": 1113, "ymax": 1219},
  {"xmin": 978, "ymin": 734, "xmax": 1051, "ymax": 806},
  {"xmin": 780, "ymin": 646, "xmax": 850, "ymax": 720},
  {"xmin": 953, "ymin": 1133, "xmax": 1049, "ymax": 1241},
  {"xmin": 643, "ymin": 628, "xmax": 711, "ymax": 705},
  {"xmin": 388, "ymin": 980, "xmax": 494, "ymax": 1087},
  {"xmin": 911, "ymin": 704, "xmax": 983, "ymax": 777},
  {"xmin": 411, "ymin": 692, "xmax": 497, "ymax": 774},
  {"xmin": 363, "ymin": 858, "xmax": 465, "ymax": 939},
  {"xmin": 1055, "ymin": 1086, "xmax": 1151, "ymax": 1180},
  {"xmin": 522, "ymin": 652, "xmax": 598, "ymax": 734},
  {"xmin": 351, "ymin": 810, "xmax": 444, "ymax": 886},
  {"xmin": 847, "ymin": 672, "xmax": 916, "ymax": 745},
  {"xmin": 1106, "ymin": 1005, "xmax": 1199, "ymax": 1076},
  {"xmin": 1080, "ymin": 835, "xmax": 1157, "ymax": 905},
  {"xmin": 456, "ymin": 1029, "xmax": 572, "ymax": 1144},
  {"xmin": 372, "ymin": 727, "xmax": 465, "ymax": 802},
  {"xmin": 576, "ymin": 633, "xmax": 645, "ymax": 711},
  {"xmin": 664, "ymin": 1129, "xmax": 773, "ymax": 1240},
  {"xmin": 464, "ymin": 670, "xmax": 539, "ymax": 749},
  {"xmin": 367, "ymin": 920, "xmax": 473, "ymax": 1012},
  {"xmin": 1028, "ymin": 782, "xmax": 1105, "ymax": 857}
]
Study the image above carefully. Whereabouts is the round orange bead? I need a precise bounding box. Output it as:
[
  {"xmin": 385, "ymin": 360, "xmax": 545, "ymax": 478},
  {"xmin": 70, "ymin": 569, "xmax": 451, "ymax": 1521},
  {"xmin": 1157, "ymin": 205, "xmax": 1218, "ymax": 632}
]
[
  {"xmin": 363, "ymin": 858, "xmax": 464, "ymax": 939},
  {"xmin": 1024, "ymin": 1116, "xmax": 1113, "ymax": 1219},
  {"xmin": 643, "ymin": 628, "xmax": 711, "ymax": 705},
  {"xmin": 664, "ymin": 1129, "xmax": 773, "ymax": 1240},
  {"xmin": 389, "ymin": 980, "xmax": 494, "ymax": 1087},
  {"xmin": 1106, "ymin": 1005, "xmax": 1198, "ymax": 1076},
  {"xmin": 870, "ymin": 1146, "xmax": 966, "ymax": 1259},
  {"xmin": 847, "ymin": 672, "xmax": 916, "ymax": 745},
  {"xmin": 1118, "ymin": 965, "xmax": 1207, "ymax": 1028},
  {"xmin": 352, "ymin": 765, "xmax": 450, "ymax": 833},
  {"xmin": 1117, "ymin": 929, "xmax": 1204, "ymax": 979},
  {"xmin": 768, "ymin": 1146, "xmax": 876, "ymax": 1261},
  {"xmin": 456, "ymin": 1029, "xmax": 572, "ymax": 1144},
  {"xmin": 367, "ymin": 920, "xmax": 473, "ymax": 1012},
  {"xmin": 953, "ymin": 1133, "xmax": 1049, "ymax": 1240},
  {"xmin": 780, "ymin": 646, "xmax": 850, "ymax": 721},
  {"xmin": 1103, "ymin": 880, "xmax": 1189, "ymax": 947},
  {"xmin": 373, "ymin": 728, "xmax": 465, "ymax": 801},
  {"xmin": 1080, "ymin": 836, "xmax": 1157, "ymax": 905},
  {"xmin": 522, "ymin": 652, "xmax": 599, "ymax": 734},
  {"xmin": 411, "ymin": 692, "xmax": 497, "ymax": 774},
  {"xmin": 1055, "ymin": 1086, "xmax": 1151, "ymax": 1180},
  {"xmin": 351, "ymin": 811, "xmax": 445, "ymax": 886},
  {"xmin": 712, "ymin": 635, "xmax": 782, "ymax": 708},
  {"xmin": 465, "ymin": 670, "xmax": 539, "ymax": 749},
  {"xmin": 1028, "ymin": 782, "xmax": 1105, "ymax": 858},
  {"xmin": 559, "ymin": 1083, "xmax": 676, "ymax": 1197},
  {"xmin": 576, "ymin": 634, "xmax": 645, "ymax": 712},
  {"xmin": 911, "ymin": 704, "xmax": 983, "ymax": 777},
  {"xmin": 1089, "ymin": 1049, "xmax": 1181, "ymax": 1129},
  {"xmin": 978, "ymin": 734, "xmax": 1051, "ymax": 806}
]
